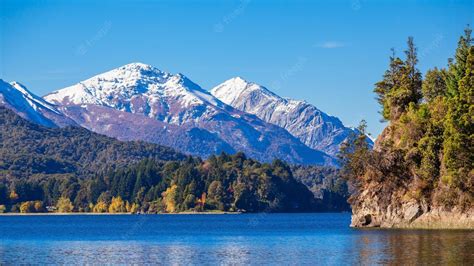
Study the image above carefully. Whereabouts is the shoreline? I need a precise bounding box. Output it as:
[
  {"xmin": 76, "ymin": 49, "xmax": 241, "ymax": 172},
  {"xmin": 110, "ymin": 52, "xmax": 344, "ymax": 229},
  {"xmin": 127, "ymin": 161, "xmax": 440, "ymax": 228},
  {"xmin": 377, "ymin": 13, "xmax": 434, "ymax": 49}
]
[
  {"xmin": 0, "ymin": 211, "xmax": 242, "ymax": 216},
  {"xmin": 351, "ymin": 206, "xmax": 474, "ymax": 230},
  {"xmin": 0, "ymin": 211, "xmax": 352, "ymax": 216}
]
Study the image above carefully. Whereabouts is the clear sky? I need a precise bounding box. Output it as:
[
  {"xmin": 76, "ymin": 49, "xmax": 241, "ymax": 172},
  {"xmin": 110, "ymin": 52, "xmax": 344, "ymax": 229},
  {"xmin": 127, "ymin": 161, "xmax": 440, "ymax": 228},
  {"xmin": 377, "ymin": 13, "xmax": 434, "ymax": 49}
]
[{"xmin": 1, "ymin": 0, "xmax": 472, "ymax": 136}]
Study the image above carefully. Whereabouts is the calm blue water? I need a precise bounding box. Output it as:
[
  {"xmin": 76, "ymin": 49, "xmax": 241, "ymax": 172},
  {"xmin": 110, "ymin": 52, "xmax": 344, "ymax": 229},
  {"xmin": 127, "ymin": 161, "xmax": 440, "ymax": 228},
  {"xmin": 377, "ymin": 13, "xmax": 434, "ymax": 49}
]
[{"xmin": 0, "ymin": 213, "xmax": 472, "ymax": 264}]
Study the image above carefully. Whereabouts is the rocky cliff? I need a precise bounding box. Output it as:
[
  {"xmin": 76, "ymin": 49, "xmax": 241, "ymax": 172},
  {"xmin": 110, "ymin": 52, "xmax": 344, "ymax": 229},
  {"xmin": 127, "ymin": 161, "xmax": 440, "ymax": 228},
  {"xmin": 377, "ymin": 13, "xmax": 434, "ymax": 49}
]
[
  {"xmin": 350, "ymin": 181, "xmax": 474, "ymax": 229},
  {"xmin": 349, "ymin": 127, "xmax": 474, "ymax": 229},
  {"xmin": 346, "ymin": 30, "xmax": 473, "ymax": 229}
]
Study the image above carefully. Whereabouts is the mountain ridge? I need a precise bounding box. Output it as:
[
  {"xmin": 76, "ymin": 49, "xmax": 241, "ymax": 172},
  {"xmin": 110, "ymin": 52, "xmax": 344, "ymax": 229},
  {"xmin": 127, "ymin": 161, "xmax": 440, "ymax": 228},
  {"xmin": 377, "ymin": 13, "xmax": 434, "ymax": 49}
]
[
  {"xmin": 211, "ymin": 77, "xmax": 372, "ymax": 156},
  {"xmin": 41, "ymin": 63, "xmax": 335, "ymax": 165},
  {"xmin": 1, "ymin": 62, "xmax": 367, "ymax": 165},
  {"xmin": 0, "ymin": 79, "xmax": 76, "ymax": 128}
]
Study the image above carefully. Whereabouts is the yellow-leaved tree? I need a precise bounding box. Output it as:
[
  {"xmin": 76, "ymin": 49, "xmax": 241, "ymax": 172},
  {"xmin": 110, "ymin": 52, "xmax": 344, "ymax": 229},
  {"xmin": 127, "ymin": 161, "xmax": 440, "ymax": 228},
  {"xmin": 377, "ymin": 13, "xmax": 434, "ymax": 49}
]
[
  {"xmin": 93, "ymin": 201, "xmax": 108, "ymax": 213},
  {"xmin": 20, "ymin": 201, "xmax": 35, "ymax": 213},
  {"xmin": 56, "ymin": 197, "xmax": 74, "ymax": 213},
  {"xmin": 162, "ymin": 185, "xmax": 178, "ymax": 213},
  {"xmin": 108, "ymin": 196, "xmax": 126, "ymax": 213}
]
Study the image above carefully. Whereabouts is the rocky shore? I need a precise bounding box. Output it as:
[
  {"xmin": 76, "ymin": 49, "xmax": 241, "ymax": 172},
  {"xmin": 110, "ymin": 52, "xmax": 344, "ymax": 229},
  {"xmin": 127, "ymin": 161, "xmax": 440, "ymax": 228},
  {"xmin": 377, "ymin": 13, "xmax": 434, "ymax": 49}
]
[{"xmin": 350, "ymin": 187, "xmax": 474, "ymax": 229}]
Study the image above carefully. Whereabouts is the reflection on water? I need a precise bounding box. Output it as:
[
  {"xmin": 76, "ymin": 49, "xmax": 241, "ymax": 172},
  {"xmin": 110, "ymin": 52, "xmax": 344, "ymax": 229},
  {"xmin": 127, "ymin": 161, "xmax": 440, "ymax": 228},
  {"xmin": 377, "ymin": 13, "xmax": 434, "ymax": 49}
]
[
  {"xmin": 0, "ymin": 214, "xmax": 472, "ymax": 264},
  {"xmin": 353, "ymin": 230, "xmax": 474, "ymax": 265}
]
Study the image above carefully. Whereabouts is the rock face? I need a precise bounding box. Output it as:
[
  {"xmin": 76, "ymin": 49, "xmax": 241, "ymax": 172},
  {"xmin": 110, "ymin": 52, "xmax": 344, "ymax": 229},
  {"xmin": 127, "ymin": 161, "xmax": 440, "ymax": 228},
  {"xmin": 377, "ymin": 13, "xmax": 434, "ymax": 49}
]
[
  {"xmin": 351, "ymin": 195, "xmax": 474, "ymax": 229},
  {"xmin": 41, "ymin": 63, "xmax": 334, "ymax": 165},
  {"xmin": 349, "ymin": 127, "xmax": 473, "ymax": 229},
  {"xmin": 211, "ymin": 77, "xmax": 373, "ymax": 156}
]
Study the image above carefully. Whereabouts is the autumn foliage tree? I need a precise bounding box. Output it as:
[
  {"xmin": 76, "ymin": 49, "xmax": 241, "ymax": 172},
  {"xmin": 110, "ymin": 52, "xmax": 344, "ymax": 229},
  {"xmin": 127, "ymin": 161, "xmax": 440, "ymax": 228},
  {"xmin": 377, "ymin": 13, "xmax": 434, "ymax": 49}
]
[
  {"xmin": 108, "ymin": 196, "xmax": 127, "ymax": 213},
  {"xmin": 56, "ymin": 197, "xmax": 74, "ymax": 213}
]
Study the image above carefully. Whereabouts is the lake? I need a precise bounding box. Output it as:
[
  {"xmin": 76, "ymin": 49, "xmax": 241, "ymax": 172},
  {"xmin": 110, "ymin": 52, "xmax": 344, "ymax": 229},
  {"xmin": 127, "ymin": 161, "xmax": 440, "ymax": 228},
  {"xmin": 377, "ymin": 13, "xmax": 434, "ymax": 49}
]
[{"xmin": 0, "ymin": 213, "xmax": 472, "ymax": 264}]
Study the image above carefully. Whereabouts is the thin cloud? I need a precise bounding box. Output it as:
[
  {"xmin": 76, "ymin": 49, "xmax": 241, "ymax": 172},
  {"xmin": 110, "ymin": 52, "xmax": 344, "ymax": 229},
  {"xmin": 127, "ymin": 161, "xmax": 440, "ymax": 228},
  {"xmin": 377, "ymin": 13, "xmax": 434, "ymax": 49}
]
[{"xmin": 317, "ymin": 41, "xmax": 346, "ymax": 49}]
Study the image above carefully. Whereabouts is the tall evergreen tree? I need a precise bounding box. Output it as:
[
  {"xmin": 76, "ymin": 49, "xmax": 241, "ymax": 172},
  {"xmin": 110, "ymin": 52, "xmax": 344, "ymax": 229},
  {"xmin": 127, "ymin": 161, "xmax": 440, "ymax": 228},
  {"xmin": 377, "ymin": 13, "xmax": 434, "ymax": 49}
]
[
  {"xmin": 443, "ymin": 46, "xmax": 474, "ymax": 190},
  {"xmin": 374, "ymin": 49, "xmax": 405, "ymax": 121},
  {"xmin": 422, "ymin": 67, "xmax": 447, "ymax": 102},
  {"xmin": 446, "ymin": 26, "xmax": 473, "ymax": 96},
  {"xmin": 375, "ymin": 38, "xmax": 422, "ymax": 121}
]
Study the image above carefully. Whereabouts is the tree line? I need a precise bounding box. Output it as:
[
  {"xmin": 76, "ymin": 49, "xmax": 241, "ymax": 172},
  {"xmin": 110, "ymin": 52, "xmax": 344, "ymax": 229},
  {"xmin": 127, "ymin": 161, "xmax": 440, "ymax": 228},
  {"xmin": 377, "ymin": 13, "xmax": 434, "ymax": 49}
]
[
  {"xmin": 0, "ymin": 154, "xmax": 329, "ymax": 213},
  {"xmin": 0, "ymin": 104, "xmax": 349, "ymax": 214}
]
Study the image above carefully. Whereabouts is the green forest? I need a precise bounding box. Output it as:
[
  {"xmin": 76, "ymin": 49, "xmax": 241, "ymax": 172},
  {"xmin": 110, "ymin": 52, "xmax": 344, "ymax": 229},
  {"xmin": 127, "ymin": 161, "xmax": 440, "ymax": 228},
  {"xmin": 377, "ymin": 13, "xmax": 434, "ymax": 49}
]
[
  {"xmin": 341, "ymin": 27, "xmax": 473, "ymax": 210},
  {"xmin": 0, "ymin": 107, "xmax": 347, "ymax": 213}
]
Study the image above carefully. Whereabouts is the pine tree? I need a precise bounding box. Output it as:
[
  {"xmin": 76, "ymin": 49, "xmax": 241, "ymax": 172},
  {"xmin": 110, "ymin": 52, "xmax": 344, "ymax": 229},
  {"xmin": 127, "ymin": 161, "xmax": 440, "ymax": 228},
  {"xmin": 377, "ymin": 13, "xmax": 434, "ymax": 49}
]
[
  {"xmin": 375, "ymin": 38, "xmax": 422, "ymax": 121},
  {"xmin": 446, "ymin": 26, "xmax": 473, "ymax": 96},
  {"xmin": 422, "ymin": 67, "xmax": 447, "ymax": 102},
  {"xmin": 442, "ymin": 46, "xmax": 474, "ymax": 190},
  {"xmin": 374, "ymin": 49, "xmax": 405, "ymax": 121},
  {"xmin": 389, "ymin": 37, "xmax": 423, "ymax": 120}
]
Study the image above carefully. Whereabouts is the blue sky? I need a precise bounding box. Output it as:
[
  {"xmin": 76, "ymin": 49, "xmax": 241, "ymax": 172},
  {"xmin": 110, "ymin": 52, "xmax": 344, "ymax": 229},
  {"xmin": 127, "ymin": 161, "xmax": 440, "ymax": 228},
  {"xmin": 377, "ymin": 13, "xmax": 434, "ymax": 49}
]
[{"xmin": 0, "ymin": 0, "xmax": 472, "ymax": 136}]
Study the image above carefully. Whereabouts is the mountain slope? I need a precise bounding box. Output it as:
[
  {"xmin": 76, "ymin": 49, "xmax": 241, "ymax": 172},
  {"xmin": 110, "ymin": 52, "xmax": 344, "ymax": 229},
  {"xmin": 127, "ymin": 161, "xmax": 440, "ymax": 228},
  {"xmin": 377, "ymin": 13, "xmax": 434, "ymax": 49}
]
[
  {"xmin": 0, "ymin": 106, "xmax": 185, "ymax": 178},
  {"xmin": 0, "ymin": 106, "xmax": 347, "ymax": 214},
  {"xmin": 211, "ymin": 77, "xmax": 373, "ymax": 156},
  {"xmin": 0, "ymin": 80, "xmax": 75, "ymax": 127},
  {"xmin": 44, "ymin": 63, "xmax": 334, "ymax": 165}
]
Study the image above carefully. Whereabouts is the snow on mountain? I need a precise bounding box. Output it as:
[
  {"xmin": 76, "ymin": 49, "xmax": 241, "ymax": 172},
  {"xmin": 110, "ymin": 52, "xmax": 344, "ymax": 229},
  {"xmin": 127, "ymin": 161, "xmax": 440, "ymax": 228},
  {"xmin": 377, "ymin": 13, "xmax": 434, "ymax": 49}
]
[
  {"xmin": 211, "ymin": 77, "xmax": 373, "ymax": 156},
  {"xmin": 44, "ymin": 63, "xmax": 334, "ymax": 165},
  {"xmin": 45, "ymin": 63, "xmax": 226, "ymax": 125},
  {"xmin": 0, "ymin": 79, "xmax": 75, "ymax": 127}
]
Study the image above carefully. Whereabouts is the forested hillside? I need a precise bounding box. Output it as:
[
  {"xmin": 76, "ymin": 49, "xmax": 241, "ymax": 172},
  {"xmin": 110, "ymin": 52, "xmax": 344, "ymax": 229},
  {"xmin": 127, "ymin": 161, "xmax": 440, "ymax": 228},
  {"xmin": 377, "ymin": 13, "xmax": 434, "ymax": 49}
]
[
  {"xmin": 342, "ymin": 28, "xmax": 473, "ymax": 228},
  {"xmin": 0, "ymin": 106, "xmax": 339, "ymax": 213},
  {"xmin": 0, "ymin": 106, "xmax": 185, "ymax": 178}
]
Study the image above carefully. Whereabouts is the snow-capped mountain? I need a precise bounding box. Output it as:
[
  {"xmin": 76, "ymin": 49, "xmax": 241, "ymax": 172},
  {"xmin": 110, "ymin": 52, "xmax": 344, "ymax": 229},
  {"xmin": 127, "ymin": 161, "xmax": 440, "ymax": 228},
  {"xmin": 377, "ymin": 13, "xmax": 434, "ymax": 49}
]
[
  {"xmin": 211, "ymin": 77, "xmax": 373, "ymax": 156},
  {"xmin": 0, "ymin": 79, "xmax": 75, "ymax": 127},
  {"xmin": 44, "ymin": 63, "xmax": 334, "ymax": 165},
  {"xmin": 45, "ymin": 63, "xmax": 227, "ymax": 125}
]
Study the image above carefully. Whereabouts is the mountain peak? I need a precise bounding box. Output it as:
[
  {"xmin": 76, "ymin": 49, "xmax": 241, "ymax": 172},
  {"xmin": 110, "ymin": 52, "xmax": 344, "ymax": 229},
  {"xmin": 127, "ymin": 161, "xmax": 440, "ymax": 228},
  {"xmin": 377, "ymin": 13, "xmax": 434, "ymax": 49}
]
[
  {"xmin": 211, "ymin": 78, "xmax": 373, "ymax": 156},
  {"xmin": 120, "ymin": 62, "xmax": 155, "ymax": 71},
  {"xmin": 89, "ymin": 62, "xmax": 170, "ymax": 83},
  {"xmin": 228, "ymin": 76, "xmax": 250, "ymax": 84},
  {"xmin": 44, "ymin": 62, "xmax": 222, "ymax": 117},
  {"xmin": 211, "ymin": 77, "xmax": 281, "ymax": 106},
  {"xmin": 221, "ymin": 76, "xmax": 254, "ymax": 88}
]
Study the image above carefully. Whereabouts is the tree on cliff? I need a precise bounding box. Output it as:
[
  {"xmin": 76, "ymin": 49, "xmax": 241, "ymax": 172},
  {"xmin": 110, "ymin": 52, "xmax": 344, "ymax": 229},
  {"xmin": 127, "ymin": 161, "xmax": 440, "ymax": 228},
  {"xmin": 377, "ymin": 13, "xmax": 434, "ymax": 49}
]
[
  {"xmin": 374, "ymin": 37, "xmax": 423, "ymax": 121},
  {"xmin": 443, "ymin": 46, "xmax": 474, "ymax": 190},
  {"xmin": 342, "ymin": 26, "xmax": 473, "ymax": 214}
]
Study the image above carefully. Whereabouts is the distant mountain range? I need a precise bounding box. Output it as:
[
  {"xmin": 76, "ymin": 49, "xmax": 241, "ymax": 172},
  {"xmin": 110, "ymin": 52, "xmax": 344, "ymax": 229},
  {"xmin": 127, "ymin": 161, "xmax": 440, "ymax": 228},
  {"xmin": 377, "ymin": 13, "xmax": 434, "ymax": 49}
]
[
  {"xmin": 211, "ymin": 77, "xmax": 367, "ymax": 156},
  {"xmin": 1, "ymin": 62, "xmax": 372, "ymax": 165}
]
